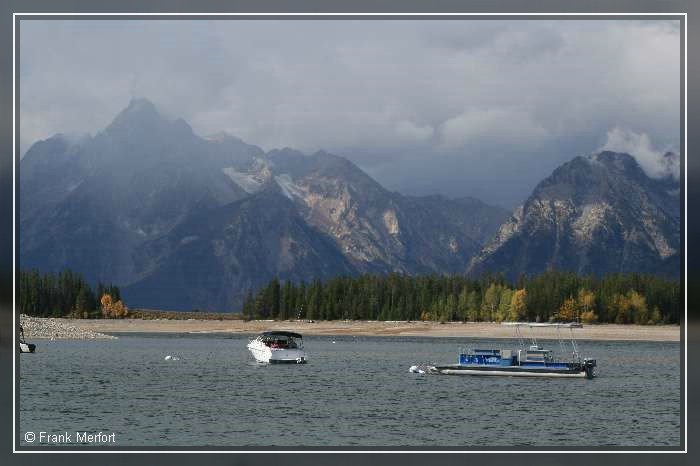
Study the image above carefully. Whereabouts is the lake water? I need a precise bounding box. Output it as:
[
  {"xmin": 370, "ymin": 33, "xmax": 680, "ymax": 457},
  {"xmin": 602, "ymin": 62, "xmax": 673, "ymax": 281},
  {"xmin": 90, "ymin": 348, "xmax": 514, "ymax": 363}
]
[{"xmin": 18, "ymin": 333, "xmax": 681, "ymax": 448}]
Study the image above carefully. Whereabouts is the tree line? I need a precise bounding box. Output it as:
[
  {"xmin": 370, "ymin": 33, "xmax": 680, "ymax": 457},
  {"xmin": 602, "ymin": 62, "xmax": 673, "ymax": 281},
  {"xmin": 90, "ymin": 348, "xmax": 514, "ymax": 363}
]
[
  {"xmin": 243, "ymin": 271, "xmax": 681, "ymax": 324},
  {"xmin": 19, "ymin": 269, "xmax": 127, "ymax": 318},
  {"xmin": 19, "ymin": 268, "xmax": 681, "ymax": 324}
]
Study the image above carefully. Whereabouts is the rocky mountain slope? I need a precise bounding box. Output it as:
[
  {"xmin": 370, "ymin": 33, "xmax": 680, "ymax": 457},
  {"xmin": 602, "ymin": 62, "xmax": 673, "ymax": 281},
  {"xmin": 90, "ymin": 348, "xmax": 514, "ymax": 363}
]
[
  {"xmin": 20, "ymin": 99, "xmax": 509, "ymax": 310},
  {"xmin": 467, "ymin": 151, "xmax": 681, "ymax": 280}
]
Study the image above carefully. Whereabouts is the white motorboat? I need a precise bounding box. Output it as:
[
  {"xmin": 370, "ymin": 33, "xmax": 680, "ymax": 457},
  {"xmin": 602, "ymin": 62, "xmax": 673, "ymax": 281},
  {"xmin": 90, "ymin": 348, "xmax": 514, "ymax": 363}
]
[{"xmin": 247, "ymin": 331, "xmax": 306, "ymax": 364}]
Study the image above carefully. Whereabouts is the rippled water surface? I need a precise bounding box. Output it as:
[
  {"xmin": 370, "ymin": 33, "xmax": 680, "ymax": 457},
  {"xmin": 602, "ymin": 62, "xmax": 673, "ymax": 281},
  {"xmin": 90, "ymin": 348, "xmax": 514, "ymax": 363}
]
[{"xmin": 19, "ymin": 333, "xmax": 681, "ymax": 448}]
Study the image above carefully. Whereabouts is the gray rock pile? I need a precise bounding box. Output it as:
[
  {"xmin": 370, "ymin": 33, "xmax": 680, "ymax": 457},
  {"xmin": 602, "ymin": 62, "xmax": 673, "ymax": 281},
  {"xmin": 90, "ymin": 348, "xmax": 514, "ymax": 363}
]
[{"xmin": 19, "ymin": 315, "xmax": 117, "ymax": 340}]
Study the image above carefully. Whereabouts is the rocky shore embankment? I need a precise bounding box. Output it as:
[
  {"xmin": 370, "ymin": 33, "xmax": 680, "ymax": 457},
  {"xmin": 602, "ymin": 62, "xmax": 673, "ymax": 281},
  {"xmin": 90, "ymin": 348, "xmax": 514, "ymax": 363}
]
[{"xmin": 20, "ymin": 314, "xmax": 117, "ymax": 340}]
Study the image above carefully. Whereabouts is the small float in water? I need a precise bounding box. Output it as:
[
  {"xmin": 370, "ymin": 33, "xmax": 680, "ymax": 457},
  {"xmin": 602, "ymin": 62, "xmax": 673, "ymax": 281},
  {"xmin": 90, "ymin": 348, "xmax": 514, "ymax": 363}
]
[
  {"xmin": 247, "ymin": 331, "xmax": 307, "ymax": 364},
  {"xmin": 19, "ymin": 325, "xmax": 36, "ymax": 353},
  {"xmin": 415, "ymin": 323, "xmax": 596, "ymax": 379}
]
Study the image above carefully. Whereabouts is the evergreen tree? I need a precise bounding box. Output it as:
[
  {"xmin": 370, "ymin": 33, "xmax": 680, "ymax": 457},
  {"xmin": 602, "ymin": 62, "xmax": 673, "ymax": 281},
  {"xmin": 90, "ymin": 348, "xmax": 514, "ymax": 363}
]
[
  {"xmin": 242, "ymin": 290, "xmax": 255, "ymax": 321},
  {"xmin": 74, "ymin": 285, "xmax": 90, "ymax": 318},
  {"xmin": 270, "ymin": 278, "xmax": 281, "ymax": 319}
]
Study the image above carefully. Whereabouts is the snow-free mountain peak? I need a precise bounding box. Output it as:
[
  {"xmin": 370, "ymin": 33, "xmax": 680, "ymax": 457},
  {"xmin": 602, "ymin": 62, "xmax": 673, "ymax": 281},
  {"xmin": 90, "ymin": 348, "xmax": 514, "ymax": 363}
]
[{"xmin": 468, "ymin": 150, "xmax": 680, "ymax": 280}]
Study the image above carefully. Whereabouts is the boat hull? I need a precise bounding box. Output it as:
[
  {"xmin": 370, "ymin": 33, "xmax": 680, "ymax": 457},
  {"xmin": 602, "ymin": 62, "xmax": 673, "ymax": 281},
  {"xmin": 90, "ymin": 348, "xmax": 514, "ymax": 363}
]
[
  {"xmin": 430, "ymin": 364, "xmax": 589, "ymax": 378},
  {"xmin": 19, "ymin": 342, "xmax": 36, "ymax": 353},
  {"xmin": 247, "ymin": 341, "xmax": 306, "ymax": 364}
]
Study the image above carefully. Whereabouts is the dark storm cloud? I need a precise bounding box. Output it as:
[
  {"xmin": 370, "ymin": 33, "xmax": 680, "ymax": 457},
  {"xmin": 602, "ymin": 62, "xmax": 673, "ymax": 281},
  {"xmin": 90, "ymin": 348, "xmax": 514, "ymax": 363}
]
[{"xmin": 19, "ymin": 19, "xmax": 680, "ymax": 207}]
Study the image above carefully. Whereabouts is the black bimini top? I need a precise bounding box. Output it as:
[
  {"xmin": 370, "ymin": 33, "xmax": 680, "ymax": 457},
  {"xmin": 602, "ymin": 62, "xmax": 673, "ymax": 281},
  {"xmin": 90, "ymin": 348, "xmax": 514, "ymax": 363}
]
[{"xmin": 260, "ymin": 331, "xmax": 303, "ymax": 339}]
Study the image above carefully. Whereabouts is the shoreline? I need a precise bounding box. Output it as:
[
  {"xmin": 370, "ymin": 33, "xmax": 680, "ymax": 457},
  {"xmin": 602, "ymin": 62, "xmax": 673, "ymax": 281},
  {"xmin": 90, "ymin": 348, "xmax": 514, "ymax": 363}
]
[
  {"xmin": 50, "ymin": 318, "xmax": 681, "ymax": 342},
  {"xmin": 20, "ymin": 315, "xmax": 116, "ymax": 340}
]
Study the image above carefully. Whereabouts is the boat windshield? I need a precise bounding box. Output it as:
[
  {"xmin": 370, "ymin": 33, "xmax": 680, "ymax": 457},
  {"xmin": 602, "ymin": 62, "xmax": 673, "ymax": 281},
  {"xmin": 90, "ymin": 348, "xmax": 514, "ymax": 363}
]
[{"xmin": 261, "ymin": 336, "xmax": 299, "ymax": 349}]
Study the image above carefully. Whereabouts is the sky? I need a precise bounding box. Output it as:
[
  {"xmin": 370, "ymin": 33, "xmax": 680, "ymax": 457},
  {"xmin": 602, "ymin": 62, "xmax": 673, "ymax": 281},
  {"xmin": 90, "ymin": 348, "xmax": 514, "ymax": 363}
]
[{"xmin": 19, "ymin": 19, "xmax": 681, "ymax": 208}]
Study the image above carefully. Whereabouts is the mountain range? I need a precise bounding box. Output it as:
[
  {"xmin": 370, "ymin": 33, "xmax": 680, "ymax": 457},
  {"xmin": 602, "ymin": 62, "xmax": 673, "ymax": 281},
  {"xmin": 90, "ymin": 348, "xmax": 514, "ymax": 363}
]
[
  {"xmin": 19, "ymin": 99, "xmax": 681, "ymax": 311},
  {"xmin": 468, "ymin": 151, "xmax": 681, "ymax": 279}
]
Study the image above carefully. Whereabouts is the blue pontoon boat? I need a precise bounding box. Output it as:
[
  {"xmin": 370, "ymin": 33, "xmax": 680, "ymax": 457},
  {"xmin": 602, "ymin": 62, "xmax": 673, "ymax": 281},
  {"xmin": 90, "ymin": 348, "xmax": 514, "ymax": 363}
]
[{"xmin": 425, "ymin": 323, "xmax": 596, "ymax": 379}]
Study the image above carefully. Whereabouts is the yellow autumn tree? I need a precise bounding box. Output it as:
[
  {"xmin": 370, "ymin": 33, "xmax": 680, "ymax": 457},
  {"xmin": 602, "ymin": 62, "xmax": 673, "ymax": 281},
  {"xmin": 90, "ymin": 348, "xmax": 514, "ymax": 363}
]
[
  {"xmin": 577, "ymin": 289, "xmax": 595, "ymax": 315},
  {"xmin": 100, "ymin": 293, "xmax": 129, "ymax": 319},
  {"xmin": 627, "ymin": 290, "xmax": 648, "ymax": 324},
  {"xmin": 111, "ymin": 299, "xmax": 129, "ymax": 318},
  {"xmin": 509, "ymin": 289, "xmax": 528, "ymax": 321},
  {"xmin": 611, "ymin": 293, "xmax": 630, "ymax": 323},
  {"xmin": 577, "ymin": 288, "xmax": 598, "ymax": 323},
  {"xmin": 556, "ymin": 297, "xmax": 578, "ymax": 322},
  {"xmin": 481, "ymin": 283, "xmax": 502, "ymax": 322},
  {"xmin": 495, "ymin": 288, "xmax": 513, "ymax": 322},
  {"xmin": 100, "ymin": 294, "xmax": 113, "ymax": 318},
  {"xmin": 580, "ymin": 309, "xmax": 598, "ymax": 323}
]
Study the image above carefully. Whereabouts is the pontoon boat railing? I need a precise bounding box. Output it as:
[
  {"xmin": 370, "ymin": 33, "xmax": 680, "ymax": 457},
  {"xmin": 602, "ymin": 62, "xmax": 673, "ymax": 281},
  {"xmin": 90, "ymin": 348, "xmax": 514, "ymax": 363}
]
[{"xmin": 502, "ymin": 322, "xmax": 583, "ymax": 362}]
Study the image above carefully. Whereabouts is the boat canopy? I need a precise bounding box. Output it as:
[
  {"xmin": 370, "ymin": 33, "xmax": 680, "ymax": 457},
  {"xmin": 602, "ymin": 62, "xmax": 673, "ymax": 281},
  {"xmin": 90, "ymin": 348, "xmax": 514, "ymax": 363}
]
[{"xmin": 259, "ymin": 331, "xmax": 303, "ymax": 339}]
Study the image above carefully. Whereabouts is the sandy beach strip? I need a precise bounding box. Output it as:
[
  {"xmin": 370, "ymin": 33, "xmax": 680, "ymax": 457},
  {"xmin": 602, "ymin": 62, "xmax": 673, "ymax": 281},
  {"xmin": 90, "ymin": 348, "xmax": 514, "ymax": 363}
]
[{"xmin": 57, "ymin": 318, "xmax": 681, "ymax": 342}]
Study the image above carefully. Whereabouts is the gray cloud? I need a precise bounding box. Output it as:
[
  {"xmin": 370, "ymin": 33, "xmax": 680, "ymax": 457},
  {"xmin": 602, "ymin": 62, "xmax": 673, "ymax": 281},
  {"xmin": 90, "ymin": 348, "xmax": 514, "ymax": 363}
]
[
  {"xmin": 19, "ymin": 19, "xmax": 680, "ymax": 207},
  {"xmin": 600, "ymin": 127, "xmax": 680, "ymax": 180}
]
